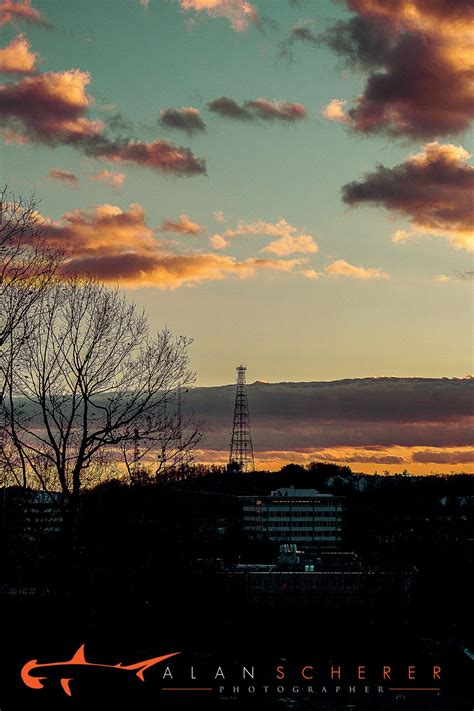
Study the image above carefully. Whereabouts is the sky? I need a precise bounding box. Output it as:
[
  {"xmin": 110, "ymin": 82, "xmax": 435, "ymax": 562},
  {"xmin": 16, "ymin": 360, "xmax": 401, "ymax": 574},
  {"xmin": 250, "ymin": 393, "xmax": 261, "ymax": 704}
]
[{"xmin": 1, "ymin": 0, "xmax": 473, "ymax": 472}]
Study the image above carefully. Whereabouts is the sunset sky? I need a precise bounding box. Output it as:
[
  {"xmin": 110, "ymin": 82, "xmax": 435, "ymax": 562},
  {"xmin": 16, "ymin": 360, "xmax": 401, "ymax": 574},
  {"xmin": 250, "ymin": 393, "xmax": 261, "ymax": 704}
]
[{"xmin": 1, "ymin": 0, "xmax": 473, "ymax": 472}]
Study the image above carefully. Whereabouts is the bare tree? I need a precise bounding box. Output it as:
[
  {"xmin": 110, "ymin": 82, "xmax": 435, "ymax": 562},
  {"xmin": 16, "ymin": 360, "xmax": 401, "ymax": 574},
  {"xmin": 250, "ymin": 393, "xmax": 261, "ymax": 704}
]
[
  {"xmin": 0, "ymin": 187, "xmax": 62, "ymax": 351},
  {"xmin": 0, "ymin": 276, "xmax": 200, "ymax": 543}
]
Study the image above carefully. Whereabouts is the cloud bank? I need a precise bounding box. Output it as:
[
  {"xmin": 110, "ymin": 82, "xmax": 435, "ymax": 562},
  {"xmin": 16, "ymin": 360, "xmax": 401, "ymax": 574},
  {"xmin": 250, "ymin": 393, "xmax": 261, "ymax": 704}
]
[{"xmin": 186, "ymin": 377, "xmax": 474, "ymax": 471}]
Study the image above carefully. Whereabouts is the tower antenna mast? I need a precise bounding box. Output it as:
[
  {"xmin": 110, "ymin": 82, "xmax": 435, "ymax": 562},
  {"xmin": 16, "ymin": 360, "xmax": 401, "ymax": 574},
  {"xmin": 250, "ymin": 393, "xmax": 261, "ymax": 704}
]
[{"xmin": 229, "ymin": 365, "xmax": 255, "ymax": 472}]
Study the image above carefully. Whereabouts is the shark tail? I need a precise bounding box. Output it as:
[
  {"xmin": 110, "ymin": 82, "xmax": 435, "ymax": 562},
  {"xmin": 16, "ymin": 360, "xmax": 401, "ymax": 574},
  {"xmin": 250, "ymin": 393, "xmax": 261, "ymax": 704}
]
[{"xmin": 123, "ymin": 652, "xmax": 181, "ymax": 682}]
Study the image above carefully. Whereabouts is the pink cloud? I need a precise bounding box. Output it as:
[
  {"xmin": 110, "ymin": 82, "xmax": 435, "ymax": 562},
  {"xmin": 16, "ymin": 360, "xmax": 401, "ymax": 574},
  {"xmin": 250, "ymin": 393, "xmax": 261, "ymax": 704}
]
[
  {"xmin": 0, "ymin": 0, "xmax": 50, "ymax": 27},
  {"xmin": 91, "ymin": 169, "xmax": 126, "ymax": 188},
  {"xmin": 160, "ymin": 214, "xmax": 202, "ymax": 235},
  {"xmin": 48, "ymin": 169, "xmax": 78, "ymax": 188},
  {"xmin": 180, "ymin": 0, "xmax": 258, "ymax": 32},
  {"xmin": 0, "ymin": 69, "xmax": 207, "ymax": 176}
]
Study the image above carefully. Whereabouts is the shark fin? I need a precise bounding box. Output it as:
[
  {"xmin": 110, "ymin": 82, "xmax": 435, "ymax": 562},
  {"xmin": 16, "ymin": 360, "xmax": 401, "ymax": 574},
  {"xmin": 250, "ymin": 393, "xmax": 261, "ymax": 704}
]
[
  {"xmin": 70, "ymin": 644, "xmax": 86, "ymax": 664},
  {"xmin": 60, "ymin": 678, "xmax": 73, "ymax": 697}
]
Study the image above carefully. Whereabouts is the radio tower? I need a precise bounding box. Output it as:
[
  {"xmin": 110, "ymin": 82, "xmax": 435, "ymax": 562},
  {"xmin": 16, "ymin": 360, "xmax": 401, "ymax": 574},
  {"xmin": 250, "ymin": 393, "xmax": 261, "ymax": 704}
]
[{"xmin": 229, "ymin": 365, "xmax": 255, "ymax": 472}]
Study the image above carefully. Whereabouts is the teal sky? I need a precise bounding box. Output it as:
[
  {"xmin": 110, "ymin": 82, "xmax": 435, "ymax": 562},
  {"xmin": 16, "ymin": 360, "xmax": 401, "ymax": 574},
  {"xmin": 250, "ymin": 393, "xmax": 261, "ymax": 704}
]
[{"xmin": 1, "ymin": 0, "xmax": 472, "ymax": 386}]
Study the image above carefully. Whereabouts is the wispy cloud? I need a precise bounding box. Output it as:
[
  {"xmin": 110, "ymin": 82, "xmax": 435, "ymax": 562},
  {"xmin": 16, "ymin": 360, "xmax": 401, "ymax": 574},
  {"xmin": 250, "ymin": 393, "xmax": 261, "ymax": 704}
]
[
  {"xmin": 211, "ymin": 218, "xmax": 318, "ymax": 255},
  {"xmin": 91, "ymin": 169, "xmax": 126, "ymax": 188},
  {"xmin": 278, "ymin": 20, "xmax": 317, "ymax": 62},
  {"xmin": 48, "ymin": 168, "xmax": 78, "ymax": 188},
  {"xmin": 0, "ymin": 0, "xmax": 50, "ymax": 28},
  {"xmin": 208, "ymin": 96, "xmax": 307, "ymax": 123},
  {"xmin": 179, "ymin": 0, "xmax": 259, "ymax": 32},
  {"xmin": 325, "ymin": 259, "xmax": 389, "ymax": 280},
  {"xmin": 159, "ymin": 214, "xmax": 202, "ymax": 235}
]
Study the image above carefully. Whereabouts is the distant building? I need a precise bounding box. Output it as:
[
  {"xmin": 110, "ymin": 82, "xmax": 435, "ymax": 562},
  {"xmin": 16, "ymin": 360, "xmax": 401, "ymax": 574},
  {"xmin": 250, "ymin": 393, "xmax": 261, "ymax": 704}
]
[
  {"xmin": 223, "ymin": 550, "xmax": 416, "ymax": 609},
  {"xmin": 241, "ymin": 486, "xmax": 343, "ymax": 548},
  {"xmin": 22, "ymin": 491, "xmax": 63, "ymax": 541}
]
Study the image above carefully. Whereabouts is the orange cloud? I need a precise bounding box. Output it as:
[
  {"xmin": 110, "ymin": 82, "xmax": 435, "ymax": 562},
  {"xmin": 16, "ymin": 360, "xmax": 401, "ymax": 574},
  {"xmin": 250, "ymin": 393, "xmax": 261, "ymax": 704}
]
[
  {"xmin": 302, "ymin": 269, "xmax": 323, "ymax": 279},
  {"xmin": 91, "ymin": 169, "xmax": 126, "ymax": 188},
  {"xmin": 40, "ymin": 203, "xmax": 305, "ymax": 289},
  {"xmin": 323, "ymin": 99, "xmax": 349, "ymax": 124},
  {"xmin": 194, "ymin": 446, "xmax": 474, "ymax": 474},
  {"xmin": 325, "ymin": 259, "xmax": 389, "ymax": 279},
  {"xmin": 210, "ymin": 234, "xmax": 228, "ymax": 249},
  {"xmin": 261, "ymin": 233, "xmax": 318, "ymax": 257},
  {"xmin": 0, "ymin": 0, "xmax": 50, "ymax": 27},
  {"xmin": 160, "ymin": 214, "xmax": 202, "ymax": 235},
  {"xmin": 48, "ymin": 169, "xmax": 78, "ymax": 188},
  {"xmin": 324, "ymin": 0, "xmax": 474, "ymax": 138},
  {"xmin": 342, "ymin": 142, "xmax": 474, "ymax": 253},
  {"xmin": 211, "ymin": 218, "xmax": 318, "ymax": 255},
  {"xmin": 180, "ymin": 0, "xmax": 258, "ymax": 32},
  {"xmin": 0, "ymin": 33, "xmax": 37, "ymax": 73}
]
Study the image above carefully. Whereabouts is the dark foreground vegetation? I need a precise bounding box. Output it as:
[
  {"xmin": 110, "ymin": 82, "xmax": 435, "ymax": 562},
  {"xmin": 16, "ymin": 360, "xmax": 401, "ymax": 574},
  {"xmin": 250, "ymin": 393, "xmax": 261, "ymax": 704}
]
[{"xmin": 1, "ymin": 464, "xmax": 473, "ymax": 710}]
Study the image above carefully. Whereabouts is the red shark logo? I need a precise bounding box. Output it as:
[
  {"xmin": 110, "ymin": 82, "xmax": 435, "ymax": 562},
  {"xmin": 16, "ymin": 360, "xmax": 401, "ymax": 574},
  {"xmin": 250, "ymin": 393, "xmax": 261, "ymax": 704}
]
[{"xmin": 21, "ymin": 644, "xmax": 180, "ymax": 697}]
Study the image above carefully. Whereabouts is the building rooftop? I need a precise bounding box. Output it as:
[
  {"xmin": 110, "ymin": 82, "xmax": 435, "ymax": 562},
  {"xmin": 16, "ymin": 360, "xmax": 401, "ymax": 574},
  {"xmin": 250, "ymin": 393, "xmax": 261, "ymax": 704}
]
[{"xmin": 270, "ymin": 486, "xmax": 333, "ymax": 498}]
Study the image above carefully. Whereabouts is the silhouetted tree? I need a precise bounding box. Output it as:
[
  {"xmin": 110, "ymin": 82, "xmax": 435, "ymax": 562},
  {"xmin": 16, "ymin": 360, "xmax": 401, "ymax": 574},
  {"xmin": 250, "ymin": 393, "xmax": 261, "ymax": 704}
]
[
  {"xmin": 0, "ymin": 276, "xmax": 200, "ymax": 544},
  {"xmin": 0, "ymin": 187, "xmax": 62, "ymax": 352}
]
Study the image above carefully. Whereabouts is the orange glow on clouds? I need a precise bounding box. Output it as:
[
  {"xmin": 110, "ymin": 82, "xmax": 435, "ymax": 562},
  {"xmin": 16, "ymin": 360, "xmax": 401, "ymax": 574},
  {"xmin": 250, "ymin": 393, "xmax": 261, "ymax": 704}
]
[
  {"xmin": 0, "ymin": 33, "xmax": 37, "ymax": 73},
  {"xmin": 180, "ymin": 0, "xmax": 258, "ymax": 32},
  {"xmin": 196, "ymin": 446, "xmax": 474, "ymax": 475},
  {"xmin": 39, "ymin": 203, "xmax": 307, "ymax": 289}
]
